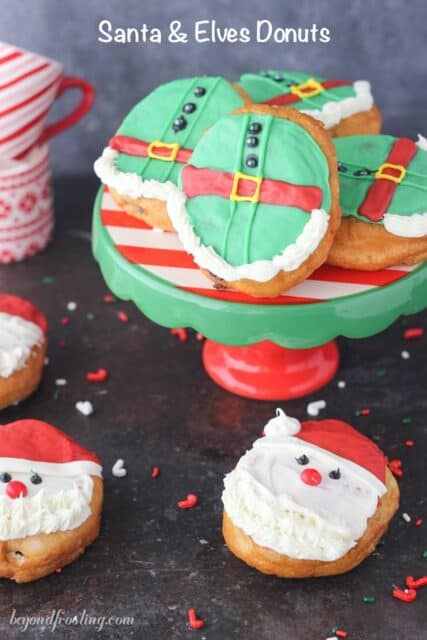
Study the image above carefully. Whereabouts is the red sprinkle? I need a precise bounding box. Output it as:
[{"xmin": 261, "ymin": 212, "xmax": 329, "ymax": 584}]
[
  {"xmin": 404, "ymin": 327, "xmax": 424, "ymax": 340},
  {"xmin": 336, "ymin": 631, "xmax": 348, "ymax": 639},
  {"xmin": 170, "ymin": 328, "xmax": 188, "ymax": 342},
  {"xmin": 388, "ymin": 459, "xmax": 403, "ymax": 478},
  {"xmin": 55, "ymin": 567, "xmax": 62, "ymax": 574},
  {"xmin": 405, "ymin": 440, "xmax": 414, "ymax": 447},
  {"xmin": 86, "ymin": 368, "xmax": 109, "ymax": 383},
  {"xmin": 58, "ymin": 340, "xmax": 66, "ymax": 349},
  {"xmin": 187, "ymin": 608, "xmax": 204, "ymax": 630},
  {"xmin": 406, "ymin": 575, "xmax": 427, "ymax": 589},
  {"xmin": 415, "ymin": 519, "xmax": 423, "ymax": 527},
  {"xmin": 151, "ymin": 466, "xmax": 160, "ymax": 479},
  {"xmin": 117, "ymin": 311, "xmax": 129, "ymax": 323},
  {"xmin": 178, "ymin": 493, "xmax": 198, "ymax": 509},
  {"xmin": 104, "ymin": 294, "xmax": 115, "ymax": 303},
  {"xmin": 61, "ymin": 316, "xmax": 70, "ymax": 326},
  {"xmin": 360, "ymin": 408, "xmax": 371, "ymax": 416},
  {"xmin": 392, "ymin": 587, "xmax": 417, "ymax": 602}
]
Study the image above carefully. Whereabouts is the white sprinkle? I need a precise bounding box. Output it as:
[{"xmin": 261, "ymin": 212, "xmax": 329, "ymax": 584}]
[
  {"xmin": 76, "ymin": 400, "xmax": 94, "ymax": 416},
  {"xmin": 44, "ymin": 357, "xmax": 49, "ymax": 366},
  {"xmin": 402, "ymin": 512, "xmax": 411, "ymax": 523},
  {"xmin": 55, "ymin": 378, "xmax": 67, "ymax": 386},
  {"xmin": 112, "ymin": 458, "xmax": 127, "ymax": 478},
  {"xmin": 67, "ymin": 301, "xmax": 78, "ymax": 311},
  {"xmin": 307, "ymin": 400, "xmax": 326, "ymax": 417},
  {"xmin": 199, "ymin": 539, "xmax": 209, "ymax": 545},
  {"xmin": 401, "ymin": 350, "xmax": 410, "ymax": 360},
  {"xmin": 337, "ymin": 380, "xmax": 346, "ymax": 389}
]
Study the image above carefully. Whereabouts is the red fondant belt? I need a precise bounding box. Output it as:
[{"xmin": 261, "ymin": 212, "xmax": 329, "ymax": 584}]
[
  {"xmin": 110, "ymin": 135, "xmax": 192, "ymax": 163},
  {"xmin": 262, "ymin": 78, "xmax": 351, "ymax": 107},
  {"xmin": 182, "ymin": 165, "xmax": 322, "ymax": 211},
  {"xmin": 358, "ymin": 138, "xmax": 417, "ymax": 221}
]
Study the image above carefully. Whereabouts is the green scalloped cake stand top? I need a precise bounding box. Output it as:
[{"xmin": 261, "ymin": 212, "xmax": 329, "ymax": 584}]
[{"xmin": 93, "ymin": 187, "xmax": 427, "ymax": 400}]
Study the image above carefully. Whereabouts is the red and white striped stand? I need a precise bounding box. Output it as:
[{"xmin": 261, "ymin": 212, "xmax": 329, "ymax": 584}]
[{"xmin": 97, "ymin": 187, "xmax": 422, "ymax": 399}]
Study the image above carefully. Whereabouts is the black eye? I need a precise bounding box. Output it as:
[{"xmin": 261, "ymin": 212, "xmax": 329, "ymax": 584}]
[
  {"xmin": 0, "ymin": 472, "xmax": 11, "ymax": 483},
  {"xmin": 296, "ymin": 455, "xmax": 309, "ymax": 466},
  {"xmin": 30, "ymin": 473, "xmax": 42, "ymax": 485},
  {"xmin": 329, "ymin": 469, "xmax": 341, "ymax": 480}
]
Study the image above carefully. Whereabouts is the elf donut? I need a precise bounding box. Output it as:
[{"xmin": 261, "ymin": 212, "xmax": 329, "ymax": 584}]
[
  {"xmin": 0, "ymin": 420, "xmax": 103, "ymax": 583},
  {"xmin": 328, "ymin": 134, "xmax": 427, "ymax": 270},
  {"xmin": 0, "ymin": 294, "xmax": 47, "ymax": 410},
  {"xmin": 94, "ymin": 76, "xmax": 250, "ymax": 231},
  {"xmin": 222, "ymin": 410, "xmax": 399, "ymax": 578},
  {"xmin": 168, "ymin": 104, "xmax": 341, "ymax": 298},
  {"xmin": 237, "ymin": 70, "xmax": 381, "ymax": 137}
]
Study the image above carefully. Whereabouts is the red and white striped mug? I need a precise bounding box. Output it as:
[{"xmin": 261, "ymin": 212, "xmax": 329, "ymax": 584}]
[
  {"xmin": 0, "ymin": 41, "xmax": 94, "ymax": 159},
  {"xmin": 0, "ymin": 144, "xmax": 53, "ymax": 263}
]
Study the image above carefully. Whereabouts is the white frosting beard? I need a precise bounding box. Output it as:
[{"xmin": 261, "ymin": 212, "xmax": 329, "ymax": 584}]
[
  {"xmin": 168, "ymin": 189, "xmax": 329, "ymax": 281},
  {"xmin": 0, "ymin": 312, "xmax": 44, "ymax": 378},
  {"xmin": 94, "ymin": 146, "xmax": 183, "ymax": 202},
  {"xmin": 0, "ymin": 473, "xmax": 94, "ymax": 540},
  {"xmin": 222, "ymin": 431, "xmax": 385, "ymax": 562},
  {"xmin": 301, "ymin": 81, "xmax": 374, "ymax": 130}
]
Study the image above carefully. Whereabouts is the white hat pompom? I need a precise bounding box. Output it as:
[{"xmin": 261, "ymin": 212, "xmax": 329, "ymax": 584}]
[{"xmin": 264, "ymin": 409, "xmax": 301, "ymax": 438}]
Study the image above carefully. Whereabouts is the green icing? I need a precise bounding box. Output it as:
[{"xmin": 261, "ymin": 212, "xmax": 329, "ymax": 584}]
[
  {"xmin": 334, "ymin": 135, "xmax": 427, "ymax": 224},
  {"xmin": 238, "ymin": 70, "xmax": 356, "ymax": 108},
  {"xmin": 116, "ymin": 76, "xmax": 245, "ymax": 185},
  {"xmin": 179, "ymin": 112, "xmax": 331, "ymax": 267}
]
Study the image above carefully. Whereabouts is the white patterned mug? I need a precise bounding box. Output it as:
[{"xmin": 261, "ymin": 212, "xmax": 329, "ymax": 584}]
[{"xmin": 0, "ymin": 144, "xmax": 53, "ymax": 263}]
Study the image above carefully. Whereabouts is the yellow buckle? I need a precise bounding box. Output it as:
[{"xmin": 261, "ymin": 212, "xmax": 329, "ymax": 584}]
[
  {"xmin": 290, "ymin": 78, "xmax": 324, "ymax": 99},
  {"xmin": 375, "ymin": 163, "xmax": 406, "ymax": 184},
  {"xmin": 147, "ymin": 140, "xmax": 180, "ymax": 162},
  {"xmin": 230, "ymin": 172, "xmax": 262, "ymax": 203}
]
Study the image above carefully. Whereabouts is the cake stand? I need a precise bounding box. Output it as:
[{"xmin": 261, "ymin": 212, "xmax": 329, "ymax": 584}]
[{"xmin": 92, "ymin": 187, "xmax": 427, "ymax": 400}]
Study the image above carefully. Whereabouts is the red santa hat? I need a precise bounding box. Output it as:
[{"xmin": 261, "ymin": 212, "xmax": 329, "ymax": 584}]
[
  {"xmin": 263, "ymin": 410, "xmax": 386, "ymax": 489},
  {"xmin": 0, "ymin": 420, "xmax": 102, "ymax": 477},
  {"xmin": 0, "ymin": 294, "xmax": 48, "ymax": 333}
]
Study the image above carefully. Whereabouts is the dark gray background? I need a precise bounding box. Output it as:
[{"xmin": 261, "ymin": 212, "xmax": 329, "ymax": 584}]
[{"xmin": 1, "ymin": 0, "xmax": 426, "ymax": 175}]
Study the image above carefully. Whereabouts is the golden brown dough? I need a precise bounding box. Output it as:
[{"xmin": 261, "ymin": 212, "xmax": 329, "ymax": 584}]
[{"xmin": 329, "ymin": 104, "xmax": 382, "ymax": 138}]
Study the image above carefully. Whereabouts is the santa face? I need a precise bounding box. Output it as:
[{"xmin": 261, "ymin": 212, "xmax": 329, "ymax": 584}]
[
  {"xmin": 222, "ymin": 412, "xmax": 386, "ymax": 562},
  {"xmin": 0, "ymin": 467, "xmax": 94, "ymax": 540}
]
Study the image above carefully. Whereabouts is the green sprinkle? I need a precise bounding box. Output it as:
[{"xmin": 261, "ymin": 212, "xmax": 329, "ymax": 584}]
[
  {"xmin": 86, "ymin": 313, "xmax": 94, "ymax": 320},
  {"xmin": 377, "ymin": 368, "xmax": 387, "ymax": 377},
  {"xmin": 42, "ymin": 276, "xmax": 54, "ymax": 285},
  {"xmin": 401, "ymin": 417, "xmax": 412, "ymax": 425},
  {"xmin": 378, "ymin": 538, "xmax": 385, "ymax": 546},
  {"xmin": 422, "ymin": 550, "xmax": 427, "ymax": 559},
  {"xmin": 331, "ymin": 626, "xmax": 338, "ymax": 633},
  {"xmin": 355, "ymin": 410, "xmax": 361, "ymax": 416},
  {"xmin": 363, "ymin": 595, "xmax": 375, "ymax": 604},
  {"xmin": 53, "ymin": 390, "xmax": 59, "ymax": 401}
]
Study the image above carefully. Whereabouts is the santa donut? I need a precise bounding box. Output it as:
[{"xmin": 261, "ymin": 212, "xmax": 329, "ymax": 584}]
[
  {"xmin": 0, "ymin": 294, "xmax": 47, "ymax": 410},
  {"xmin": 0, "ymin": 420, "xmax": 103, "ymax": 583},
  {"xmin": 222, "ymin": 410, "xmax": 399, "ymax": 578}
]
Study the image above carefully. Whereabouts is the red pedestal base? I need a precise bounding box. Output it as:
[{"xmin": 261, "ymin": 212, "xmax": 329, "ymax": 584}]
[{"xmin": 202, "ymin": 339, "xmax": 339, "ymax": 401}]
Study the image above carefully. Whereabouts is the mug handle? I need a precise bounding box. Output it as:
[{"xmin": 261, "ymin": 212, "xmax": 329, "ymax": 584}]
[{"xmin": 40, "ymin": 76, "xmax": 95, "ymax": 142}]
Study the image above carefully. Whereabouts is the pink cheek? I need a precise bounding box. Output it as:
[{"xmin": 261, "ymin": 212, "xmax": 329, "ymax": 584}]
[{"xmin": 300, "ymin": 468, "xmax": 322, "ymax": 486}]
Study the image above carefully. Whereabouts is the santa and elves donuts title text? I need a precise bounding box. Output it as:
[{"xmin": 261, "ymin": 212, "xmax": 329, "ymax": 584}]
[{"xmin": 98, "ymin": 20, "xmax": 331, "ymax": 45}]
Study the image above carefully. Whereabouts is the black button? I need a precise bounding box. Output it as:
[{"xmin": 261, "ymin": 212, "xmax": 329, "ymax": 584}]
[
  {"xmin": 183, "ymin": 102, "xmax": 196, "ymax": 114},
  {"xmin": 338, "ymin": 161, "xmax": 348, "ymax": 173},
  {"xmin": 248, "ymin": 122, "xmax": 262, "ymax": 134},
  {"xmin": 245, "ymin": 154, "xmax": 258, "ymax": 168},
  {"xmin": 0, "ymin": 472, "xmax": 11, "ymax": 483},
  {"xmin": 194, "ymin": 86, "xmax": 206, "ymax": 97},
  {"xmin": 274, "ymin": 74, "xmax": 283, "ymax": 82},
  {"xmin": 246, "ymin": 136, "xmax": 259, "ymax": 148},
  {"xmin": 354, "ymin": 168, "xmax": 372, "ymax": 177},
  {"xmin": 172, "ymin": 116, "xmax": 187, "ymax": 132}
]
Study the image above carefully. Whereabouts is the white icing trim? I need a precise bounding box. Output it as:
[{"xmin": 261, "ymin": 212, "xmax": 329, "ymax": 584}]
[
  {"xmin": 0, "ymin": 457, "xmax": 102, "ymax": 478},
  {"xmin": 168, "ymin": 188, "xmax": 329, "ymax": 282},
  {"xmin": 301, "ymin": 81, "xmax": 374, "ymax": 130},
  {"xmin": 417, "ymin": 134, "xmax": 427, "ymax": 150},
  {"xmin": 94, "ymin": 146, "xmax": 183, "ymax": 202},
  {"xmin": 383, "ymin": 212, "xmax": 427, "ymax": 238}
]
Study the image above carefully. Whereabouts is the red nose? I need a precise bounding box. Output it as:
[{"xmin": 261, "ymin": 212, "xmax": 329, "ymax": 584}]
[
  {"xmin": 6, "ymin": 481, "xmax": 28, "ymax": 499},
  {"xmin": 301, "ymin": 468, "xmax": 322, "ymax": 486}
]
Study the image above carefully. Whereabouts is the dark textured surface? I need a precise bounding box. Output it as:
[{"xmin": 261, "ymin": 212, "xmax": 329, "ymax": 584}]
[
  {"xmin": 0, "ymin": 0, "xmax": 426, "ymax": 174},
  {"xmin": 0, "ymin": 176, "xmax": 425, "ymax": 638}
]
